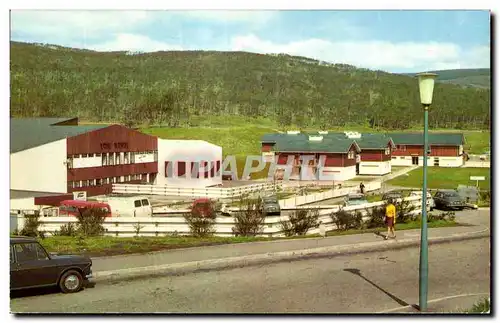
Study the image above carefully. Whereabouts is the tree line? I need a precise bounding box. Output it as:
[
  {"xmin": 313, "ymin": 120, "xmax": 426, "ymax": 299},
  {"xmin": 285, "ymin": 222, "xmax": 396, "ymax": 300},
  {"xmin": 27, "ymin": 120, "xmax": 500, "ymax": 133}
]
[{"xmin": 10, "ymin": 41, "xmax": 490, "ymax": 130}]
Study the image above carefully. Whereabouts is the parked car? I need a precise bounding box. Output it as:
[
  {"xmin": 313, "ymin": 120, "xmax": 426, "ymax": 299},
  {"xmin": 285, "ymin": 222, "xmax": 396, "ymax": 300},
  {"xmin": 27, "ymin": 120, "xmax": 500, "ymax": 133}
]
[
  {"xmin": 262, "ymin": 196, "xmax": 281, "ymax": 216},
  {"xmin": 343, "ymin": 193, "xmax": 369, "ymax": 207},
  {"xmin": 382, "ymin": 191, "xmax": 404, "ymax": 201},
  {"xmin": 479, "ymin": 151, "xmax": 490, "ymax": 161},
  {"xmin": 10, "ymin": 236, "xmax": 93, "ymax": 293},
  {"xmin": 409, "ymin": 191, "xmax": 435, "ymax": 211},
  {"xmin": 58, "ymin": 200, "xmax": 112, "ymax": 217},
  {"xmin": 433, "ymin": 189, "xmax": 466, "ymax": 210},
  {"xmin": 95, "ymin": 195, "xmax": 153, "ymax": 217},
  {"xmin": 192, "ymin": 198, "xmax": 217, "ymax": 217}
]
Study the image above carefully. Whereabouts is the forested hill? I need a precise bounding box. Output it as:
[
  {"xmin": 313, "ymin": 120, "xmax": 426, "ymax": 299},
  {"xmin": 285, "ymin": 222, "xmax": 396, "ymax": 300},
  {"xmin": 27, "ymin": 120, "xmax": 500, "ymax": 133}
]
[
  {"xmin": 10, "ymin": 41, "xmax": 490, "ymax": 130},
  {"xmin": 404, "ymin": 68, "xmax": 490, "ymax": 89}
]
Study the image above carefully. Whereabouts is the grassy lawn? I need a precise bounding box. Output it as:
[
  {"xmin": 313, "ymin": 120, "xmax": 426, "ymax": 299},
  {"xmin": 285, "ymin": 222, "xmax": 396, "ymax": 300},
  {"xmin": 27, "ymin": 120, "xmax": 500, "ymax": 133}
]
[
  {"xmin": 387, "ymin": 167, "xmax": 490, "ymax": 190},
  {"xmin": 463, "ymin": 298, "xmax": 490, "ymax": 313},
  {"xmin": 139, "ymin": 118, "xmax": 489, "ymax": 158},
  {"xmin": 38, "ymin": 219, "xmax": 458, "ymax": 257}
]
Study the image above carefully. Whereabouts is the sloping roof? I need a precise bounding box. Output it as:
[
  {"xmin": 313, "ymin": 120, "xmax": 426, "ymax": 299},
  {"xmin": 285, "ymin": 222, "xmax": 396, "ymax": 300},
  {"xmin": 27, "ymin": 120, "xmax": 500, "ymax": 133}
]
[
  {"xmin": 275, "ymin": 137, "xmax": 359, "ymax": 153},
  {"xmin": 389, "ymin": 133, "xmax": 465, "ymax": 146},
  {"xmin": 10, "ymin": 118, "xmax": 108, "ymax": 153},
  {"xmin": 320, "ymin": 132, "xmax": 393, "ymax": 149}
]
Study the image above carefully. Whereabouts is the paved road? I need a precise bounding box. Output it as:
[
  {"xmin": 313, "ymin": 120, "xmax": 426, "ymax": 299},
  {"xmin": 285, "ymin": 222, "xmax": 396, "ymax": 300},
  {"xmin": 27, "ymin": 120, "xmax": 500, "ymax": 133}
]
[{"xmin": 11, "ymin": 238, "xmax": 490, "ymax": 313}]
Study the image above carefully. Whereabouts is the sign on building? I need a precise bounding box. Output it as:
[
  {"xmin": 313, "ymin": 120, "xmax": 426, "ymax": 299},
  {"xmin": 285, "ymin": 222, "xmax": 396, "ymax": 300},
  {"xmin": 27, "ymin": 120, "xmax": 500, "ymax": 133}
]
[
  {"xmin": 262, "ymin": 152, "xmax": 275, "ymax": 163},
  {"xmin": 73, "ymin": 191, "xmax": 87, "ymax": 201}
]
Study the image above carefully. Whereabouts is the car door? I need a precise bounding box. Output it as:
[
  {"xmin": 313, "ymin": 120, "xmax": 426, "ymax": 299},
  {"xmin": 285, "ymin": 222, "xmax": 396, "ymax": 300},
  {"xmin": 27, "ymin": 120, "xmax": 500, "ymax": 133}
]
[
  {"xmin": 13, "ymin": 242, "xmax": 61, "ymax": 289},
  {"xmin": 133, "ymin": 199, "xmax": 144, "ymax": 217},
  {"xmin": 141, "ymin": 199, "xmax": 152, "ymax": 216}
]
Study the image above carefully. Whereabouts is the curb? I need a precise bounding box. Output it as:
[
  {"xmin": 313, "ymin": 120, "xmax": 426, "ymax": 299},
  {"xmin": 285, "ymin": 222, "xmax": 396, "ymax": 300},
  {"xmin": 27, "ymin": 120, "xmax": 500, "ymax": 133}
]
[{"xmin": 92, "ymin": 228, "xmax": 489, "ymax": 285}]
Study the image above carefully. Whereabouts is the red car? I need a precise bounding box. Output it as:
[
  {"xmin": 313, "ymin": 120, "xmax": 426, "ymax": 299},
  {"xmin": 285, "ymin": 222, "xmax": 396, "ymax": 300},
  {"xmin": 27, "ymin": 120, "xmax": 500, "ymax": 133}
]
[
  {"xmin": 192, "ymin": 198, "xmax": 216, "ymax": 217},
  {"xmin": 59, "ymin": 200, "xmax": 112, "ymax": 217}
]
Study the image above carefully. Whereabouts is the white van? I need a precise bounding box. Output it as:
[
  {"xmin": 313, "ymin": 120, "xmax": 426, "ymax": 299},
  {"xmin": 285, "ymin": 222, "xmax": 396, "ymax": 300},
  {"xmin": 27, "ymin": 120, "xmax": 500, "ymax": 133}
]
[{"xmin": 95, "ymin": 196, "xmax": 153, "ymax": 217}]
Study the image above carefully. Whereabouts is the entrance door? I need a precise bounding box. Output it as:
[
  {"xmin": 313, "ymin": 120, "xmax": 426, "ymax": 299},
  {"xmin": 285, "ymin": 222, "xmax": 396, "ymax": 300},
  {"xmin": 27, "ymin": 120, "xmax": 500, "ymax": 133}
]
[
  {"xmin": 412, "ymin": 157, "xmax": 419, "ymax": 165},
  {"xmin": 356, "ymin": 163, "xmax": 360, "ymax": 175}
]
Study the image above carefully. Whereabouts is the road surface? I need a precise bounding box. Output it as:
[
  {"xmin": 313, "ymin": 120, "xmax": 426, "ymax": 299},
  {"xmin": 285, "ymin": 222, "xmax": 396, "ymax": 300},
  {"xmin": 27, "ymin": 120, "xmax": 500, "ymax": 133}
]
[{"xmin": 11, "ymin": 237, "xmax": 490, "ymax": 313}]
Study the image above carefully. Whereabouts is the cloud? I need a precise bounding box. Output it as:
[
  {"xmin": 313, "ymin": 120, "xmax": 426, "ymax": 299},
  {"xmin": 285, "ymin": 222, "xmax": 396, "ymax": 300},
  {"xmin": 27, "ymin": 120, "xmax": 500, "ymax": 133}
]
[
  {"xmin": 11, "ymin": 10, "xmax": 152, "ymax": 40},
  {"xmin": 229, "ymin": 34, "xmax": 490, "ymax": 71},
  {"xmin": 173, "ymin": 10, "xmax": 276, "ymax": 24},
  {"xmin": 88, "ymin": 34, "xmax": 183, "ymax": 52}
]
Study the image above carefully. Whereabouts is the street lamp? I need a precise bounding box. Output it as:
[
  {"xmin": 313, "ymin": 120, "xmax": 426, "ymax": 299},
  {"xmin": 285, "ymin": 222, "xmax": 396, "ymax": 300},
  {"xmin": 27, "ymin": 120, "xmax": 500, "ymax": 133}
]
[{"xmin": 417, "ymin": 72, "xmax": 437, "ymax": 312}]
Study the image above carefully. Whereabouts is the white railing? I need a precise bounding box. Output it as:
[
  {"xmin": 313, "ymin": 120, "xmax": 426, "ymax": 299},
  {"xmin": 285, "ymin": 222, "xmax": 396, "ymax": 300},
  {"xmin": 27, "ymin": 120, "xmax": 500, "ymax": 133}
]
[
  {"xmin": 279, "ymin": 181, "xmax": 382, "ymax": 207},
  {"xmin": 17, "ymin": 196, "xmax": 425, "ymax": 238},
  {"xmin": 112, "ymin": 182, "xmax": 281, "ymax": 198}
]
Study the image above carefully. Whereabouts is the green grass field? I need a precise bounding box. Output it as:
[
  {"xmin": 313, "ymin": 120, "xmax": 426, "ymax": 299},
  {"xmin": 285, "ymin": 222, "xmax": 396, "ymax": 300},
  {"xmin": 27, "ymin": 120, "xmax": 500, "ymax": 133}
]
[
  {"xmin": 141, "ymin": 120, "xmax": 490, "ymax": 156},
  {"xmin": 387, "ymin": 167, "xmax": 490, "ymax": 190}
]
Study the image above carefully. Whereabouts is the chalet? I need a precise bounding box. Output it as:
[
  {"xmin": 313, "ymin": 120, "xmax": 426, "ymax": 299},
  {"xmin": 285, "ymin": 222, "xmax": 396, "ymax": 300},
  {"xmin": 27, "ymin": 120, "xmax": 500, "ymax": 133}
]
[
  {"xmin": 261, "ymin": 131, "xmax": 361, "ymax": 181},
  {"xmin": 389, "ymin": 133, "xmax": 466, "ymax": 167}
]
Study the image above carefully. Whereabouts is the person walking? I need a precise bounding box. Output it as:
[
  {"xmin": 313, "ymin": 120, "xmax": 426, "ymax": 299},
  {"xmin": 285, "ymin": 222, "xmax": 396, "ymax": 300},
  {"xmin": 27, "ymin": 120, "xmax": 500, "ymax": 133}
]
[
  {"xmin": 385, "ymin": 199, "xmax": 397, "ymax": 240},
  {"xmin": 359, "ymin": 182, "xmax": 365, "ymax": 194}
]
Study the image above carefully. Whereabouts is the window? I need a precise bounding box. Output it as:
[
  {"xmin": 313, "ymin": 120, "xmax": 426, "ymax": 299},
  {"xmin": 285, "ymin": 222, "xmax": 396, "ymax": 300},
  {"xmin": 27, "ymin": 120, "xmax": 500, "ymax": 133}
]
[
  {"xmin": 385, "ymin": 148, "xmax": 390, "ymax": 155},
  {"xmin": 88, "ymin": 153, "xmax": 94, "ymax": 158},
  {"xmin": 81, "ymin": 154, "xmax": 87, "ymax": 158},
  {"xmin": 134, "ymin": 200, "xmax": 142, "ymax": 207},
  {"xmin": 96, "ymin": 178, "xmax": 102, "ymax": 186},
  {"xmin": 75, "ymin": 181, "xmax": 81, "ymax": 188},
  {"xmin": 398, "ymin": 145, "xmax": 406, "ymax": 151},
  {"xmin": 124, "ymin": 152, "xmax": 129, "ymax": 164},
  {"xmin": 141, "ymin": 199, "xmax": 149, "ymax": 206},
  {"xmin": 14, "ymin": 243, "xmax": 49, "ymax": 263},
  {"xmin": 109, "ymin": 153, "xmax": 115, "ymax": 165},
  {"xmin": 116, "ymin": 153, "xmax": 120, "ymax": 165},
  {"xmin": 102, "ymin": 153, "xmax": 108, "ymax": 166},
  {"xmin": 348, "ymin": 151, "xmax": 355, "ymax": 159},
  {"xmin": 391, "ymin": 157, "xmax": 397, "ymax": 160},
  {"xmin": 95, "ymin": 153, "xmax": 101, "ymax": 157}
]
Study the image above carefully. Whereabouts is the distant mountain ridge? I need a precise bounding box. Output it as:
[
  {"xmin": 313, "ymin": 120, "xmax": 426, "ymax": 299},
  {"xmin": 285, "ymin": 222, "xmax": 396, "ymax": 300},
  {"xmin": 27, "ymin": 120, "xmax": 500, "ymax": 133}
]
[{"xmin": 402, "ymin": 68, "xmax": 490, "ymax": 89}]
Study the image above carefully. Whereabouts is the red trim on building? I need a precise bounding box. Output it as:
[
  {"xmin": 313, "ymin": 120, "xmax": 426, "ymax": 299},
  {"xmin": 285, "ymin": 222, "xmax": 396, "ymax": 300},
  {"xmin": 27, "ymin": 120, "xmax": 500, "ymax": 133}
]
[
  {"xmin": 67, "ymin": 162, "xmax": 157, "ymax": 181},
  {"xmin": 67, "ymin": 124, "xmax": 158, "ymax": 155},
  {"xmin": 34, "ymin": 194, "xmax": 74, "ymax": 206}
]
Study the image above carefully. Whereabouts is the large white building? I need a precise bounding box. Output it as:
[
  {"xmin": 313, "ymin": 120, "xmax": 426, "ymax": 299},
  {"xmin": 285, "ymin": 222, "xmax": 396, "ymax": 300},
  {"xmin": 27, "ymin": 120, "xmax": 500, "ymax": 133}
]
[{"xmin": 10, "ymin": 117, "xmax": 222, "ymax": 210}]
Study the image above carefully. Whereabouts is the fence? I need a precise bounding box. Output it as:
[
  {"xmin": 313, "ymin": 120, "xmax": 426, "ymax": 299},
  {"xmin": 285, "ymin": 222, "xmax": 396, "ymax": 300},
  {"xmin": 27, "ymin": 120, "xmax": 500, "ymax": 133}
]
[
  {"xmin": 112, "ymin": 182, "xmax": 281, "ymax": 199},
  {"xmin": 279, "ymin": 181, "xmax": 382, "ymax": 207},
  {"xmin": 16, "ymin": 196, "xmax": 426, "ymax": 238}
]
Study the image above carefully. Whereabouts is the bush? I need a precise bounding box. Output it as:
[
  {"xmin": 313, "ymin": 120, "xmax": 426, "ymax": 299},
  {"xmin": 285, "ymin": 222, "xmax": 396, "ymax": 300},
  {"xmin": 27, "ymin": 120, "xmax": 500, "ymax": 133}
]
[
  {"xmin": 427, "ymin": 211, "xmax": 456, "ymax": 223},
  {"xmin": 76, "ymin": 207, "xmax": 107, "ymax": 237},
  {"xmin": 331, "ymin": 209, "xmax": 363, "ymax": 231},
  {"xmin": 20, "ymin": 211, "xmax": 43, "ymax": 238},
  {"xmin": 394, "ymin": 199, "xmax": 417, "ymax": 224},
  {"xmin": 53, "ymin": 223, "xmax": 78, "ymax": 236},
  {"xmin": 232, "ymin": 198, "xmax": 266, "ymax": 237},
  {"xmin": 365, "ymin": 205, "xmax": 387, "ymax": 229},
  {"xmin": 279, "ymin": 209, "xmax": 319, "ymax": 236},
  {"xmin": 184, "ymin": 201, "xmax": 217, "ymax": 237}
]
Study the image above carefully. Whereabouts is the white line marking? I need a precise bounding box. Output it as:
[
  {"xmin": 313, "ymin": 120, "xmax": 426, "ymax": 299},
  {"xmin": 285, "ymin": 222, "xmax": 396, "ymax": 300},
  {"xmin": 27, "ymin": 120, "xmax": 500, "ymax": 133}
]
[{"xmin": 378, "ymin": 293, "xmax": 490, "ymax": 313}]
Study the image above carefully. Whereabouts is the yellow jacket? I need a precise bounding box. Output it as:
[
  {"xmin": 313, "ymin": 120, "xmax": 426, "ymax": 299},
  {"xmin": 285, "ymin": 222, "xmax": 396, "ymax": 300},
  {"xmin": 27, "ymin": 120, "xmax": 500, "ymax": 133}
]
[{"xmin": 386, "ymin": 203, "xmax": 396, "ymax": 224}]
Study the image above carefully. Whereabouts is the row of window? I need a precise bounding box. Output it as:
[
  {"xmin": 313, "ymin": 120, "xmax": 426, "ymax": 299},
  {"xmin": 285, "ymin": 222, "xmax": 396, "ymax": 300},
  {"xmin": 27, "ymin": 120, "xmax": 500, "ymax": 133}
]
[
  {"xmin": 67, "ymin": 151, "xmax": 158, "ymax": 168},
  {"xmin": 165, "ymin": 161, "xmax": 222, "ymax": 178},
  {"xmin": 67, "ymin": 173, "xmax": 152, "ymax": 188}
]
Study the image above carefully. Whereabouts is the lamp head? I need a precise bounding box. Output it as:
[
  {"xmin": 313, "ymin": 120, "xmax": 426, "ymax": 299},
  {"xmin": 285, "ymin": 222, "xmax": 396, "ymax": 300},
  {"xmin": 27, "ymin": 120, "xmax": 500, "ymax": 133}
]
[{"xmin": 417, "ymin": 72, "xmax": 438, "ymax": 105}]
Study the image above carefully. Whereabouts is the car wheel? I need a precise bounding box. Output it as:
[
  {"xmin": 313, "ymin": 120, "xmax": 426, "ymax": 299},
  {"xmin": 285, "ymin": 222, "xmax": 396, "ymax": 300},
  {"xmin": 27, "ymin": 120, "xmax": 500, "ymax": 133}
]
[{"xmin": 59, "ymin": 270, "xmax": 83, "ymax": 293}]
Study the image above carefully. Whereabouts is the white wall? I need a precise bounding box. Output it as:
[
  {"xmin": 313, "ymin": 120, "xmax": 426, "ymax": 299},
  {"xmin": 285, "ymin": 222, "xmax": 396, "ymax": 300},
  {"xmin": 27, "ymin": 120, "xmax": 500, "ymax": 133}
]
[
  {"xmin": 318, "ymin": 165, "xmax": 356, "ymax": 181},
  {"xmin": 156, "ymin": 139, "xmax": 222, "ymax": 188},
  {"xmin": 10, "ymin": 139, "xmax": 67, "ymax": 193},
  {"xmin": 359, "ymin": 161, "xmax": 391, "ymax": 175},
  {"xmin": 438, "ymin": 156, "xmax": 464, "ymax": 167},
  {"xmin": 391, "ymin": 155, "xmax": 463, "ymax": 167},
  {"xmin": 10, "ymin": 197, "xmax": 36, "ymax": 210},
  {"xmin": 73, "ymin": 155, "xmax": 101, "ymax": 168}
]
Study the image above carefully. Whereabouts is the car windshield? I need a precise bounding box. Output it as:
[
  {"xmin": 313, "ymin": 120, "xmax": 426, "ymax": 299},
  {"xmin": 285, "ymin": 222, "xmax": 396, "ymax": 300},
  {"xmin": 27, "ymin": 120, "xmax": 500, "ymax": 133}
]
[
  {"xmin": 263, "ymin": 198, "xmax": 277, "ymax": 204},
  {"xmin": 443, "ymin": 192, "xmax": 460, "ymax": 198}
]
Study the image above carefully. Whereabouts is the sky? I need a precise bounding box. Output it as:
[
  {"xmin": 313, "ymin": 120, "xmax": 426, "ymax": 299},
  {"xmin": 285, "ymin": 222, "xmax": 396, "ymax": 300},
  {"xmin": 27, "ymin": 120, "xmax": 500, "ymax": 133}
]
[{"xmin": 10, "ymin": 9, "xmax": 491, "ymax": 73}]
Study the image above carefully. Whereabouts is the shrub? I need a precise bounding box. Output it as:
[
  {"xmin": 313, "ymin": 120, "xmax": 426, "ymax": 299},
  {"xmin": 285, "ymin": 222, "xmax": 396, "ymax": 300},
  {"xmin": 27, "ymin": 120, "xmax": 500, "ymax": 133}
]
[
  {"xmin": 53, "ymin": 223, "xmax": 78, "ymax": 236},
  {"xmin": 366, "ymin": 205, "xmax": 387, "ymax": 229},
  {"xmin": 20, "ymin": 211, "xmax": 42, "ymax": 238},
  {"xmin": 184, "ymin": 201, "xmax": 217, "ymax": 237},
  {"xmin": 76, "ymin": 207, "xmax": 107, "ymax": 237},
  {"xmin": 394, "ymin": 199, "xmax": 417, "ymax": 223},
  {"xmin": 133, "ymin": 222, "xmax": 145, "ymax": 236},
  {"xmin": 331, "ymin": 209, "xmax": 363, "ymax": 231},
  {"xmin": 279, "ymin": 209, "xmax": 319, "ymax": 236},
  {"xmin": 232, "ymin": 198, "xmax": 266, "ymax": 237}
]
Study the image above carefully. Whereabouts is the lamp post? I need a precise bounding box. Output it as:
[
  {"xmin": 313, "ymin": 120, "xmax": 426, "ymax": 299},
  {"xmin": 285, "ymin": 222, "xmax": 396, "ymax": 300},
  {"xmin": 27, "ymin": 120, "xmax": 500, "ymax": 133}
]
[{"xmin": 416, "ymin": 72, "xmax": 437, "ymax": 312}]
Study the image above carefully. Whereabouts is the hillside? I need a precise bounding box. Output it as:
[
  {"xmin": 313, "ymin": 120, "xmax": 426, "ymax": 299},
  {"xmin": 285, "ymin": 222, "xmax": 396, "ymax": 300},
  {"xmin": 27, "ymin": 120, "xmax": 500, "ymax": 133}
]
[
  {"xmin": 10, "ymin": 41, "xmax": 490, "ymax": 130},
  {"xmin": 404, "ymin": 68, "xmax": 490, "ymax": 89}
]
